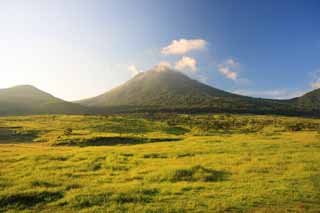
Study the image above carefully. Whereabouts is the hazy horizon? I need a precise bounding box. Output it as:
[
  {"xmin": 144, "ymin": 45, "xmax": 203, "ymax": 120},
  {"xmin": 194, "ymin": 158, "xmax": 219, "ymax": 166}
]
[{"xmin": 0, "ymin": 66, "xmax": 309, "ymax": 102}]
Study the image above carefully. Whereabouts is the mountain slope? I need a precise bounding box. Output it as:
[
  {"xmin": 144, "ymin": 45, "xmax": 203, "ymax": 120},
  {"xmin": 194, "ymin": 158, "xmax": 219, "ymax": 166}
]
[
  {"xmin": 1, "ymin": 71, "xmax": 319, "ymax": 116},
  {"xmin": 0, "ymin": 85, "xmax": 89, "ymax": 115},
  {"xmin": 291, "ymin": 89, "xmax": 320, "ymax": 113},
  {"xmin": 79, "ymin": 69, "xmax": 239, "ymax": 107},
  {"xmin": 77, "ymin": 68, "xmax": 299, "ymax": 115}
]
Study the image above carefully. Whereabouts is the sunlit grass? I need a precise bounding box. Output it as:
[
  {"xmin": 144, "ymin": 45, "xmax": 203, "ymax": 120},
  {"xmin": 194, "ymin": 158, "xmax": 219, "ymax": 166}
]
[{"xmin": 0, "ymin": 114, "xmax": 319, "ymax": 212}]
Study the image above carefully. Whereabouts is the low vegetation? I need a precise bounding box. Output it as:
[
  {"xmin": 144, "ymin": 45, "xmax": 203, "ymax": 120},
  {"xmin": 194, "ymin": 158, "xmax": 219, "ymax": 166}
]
[{"xmin": 0, "ymin": 113, "xmax": 319, "ymax": 212}]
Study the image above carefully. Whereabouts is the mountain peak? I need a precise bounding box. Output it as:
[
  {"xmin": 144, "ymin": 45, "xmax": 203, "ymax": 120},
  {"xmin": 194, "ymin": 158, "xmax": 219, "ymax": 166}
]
[
  {"xmin": 132, "ymin": 66, "xmax": 192, "ymax": 83},
  {"xmin": 77, "ymin": 66, "xmax": 238, "ymax": 108},
  {"xmin": 9, "ymin": 84, "xmax": 40, "ymax": 91},
  {"xmin": 0, "ymin": 85, "xmax": 88, "ymax": 116},
  {"xmin": 12, "ymin": 84, "xmax": 36, "ymax": 88},
  {"xmin": 72, "ymin": 67, "xmax": 320, "ymax": 116},
  {"xmin": 0, "ymin": 84, "xmax": 57, "ymax": 101}
]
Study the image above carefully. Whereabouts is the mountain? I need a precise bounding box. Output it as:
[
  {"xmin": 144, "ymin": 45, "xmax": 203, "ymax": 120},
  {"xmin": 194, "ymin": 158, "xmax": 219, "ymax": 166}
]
[
  {"xmin": 1, "ymin": 70, "xmax": 319, "ymax": 117},
  {"xmin": 291, "ymin": 89, "xmax": 320, "ymax": 114},
  {"xmin": 77, "ymin": 67, "xmax": 302, "ymax": 115},
  {"xmin": 78, "ymin": 68, "xmax": 239, "ymax": 107},
  {"xmin": 0, "ymin": 85, "xmax": 89, "ymax": 116}
]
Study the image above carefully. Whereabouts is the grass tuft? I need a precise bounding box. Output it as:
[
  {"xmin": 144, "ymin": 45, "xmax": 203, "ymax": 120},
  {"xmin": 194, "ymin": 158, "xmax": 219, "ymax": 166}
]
[{"xmin": 151, "ymin": 165, "xmax": 229, "ymax": 182}]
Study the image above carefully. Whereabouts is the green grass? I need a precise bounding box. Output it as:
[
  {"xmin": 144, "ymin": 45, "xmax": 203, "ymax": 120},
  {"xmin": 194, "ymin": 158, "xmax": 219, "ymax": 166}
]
[{"xmin": 0, "ymin": 113, "xmax": 319, "ymax": 212}]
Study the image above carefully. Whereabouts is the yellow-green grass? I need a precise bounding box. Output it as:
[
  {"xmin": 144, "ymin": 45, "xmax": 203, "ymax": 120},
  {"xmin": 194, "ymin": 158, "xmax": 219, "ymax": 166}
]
[{"xmin": 0, "ymin": 114, "xmax": 319, "ymax": 212}]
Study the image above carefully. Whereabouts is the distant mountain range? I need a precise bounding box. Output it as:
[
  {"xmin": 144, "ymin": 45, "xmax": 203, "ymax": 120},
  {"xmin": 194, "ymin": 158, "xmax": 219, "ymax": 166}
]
[{"xmin": 1, "ymin": 68, "xmax": 320, "ymax": 116}]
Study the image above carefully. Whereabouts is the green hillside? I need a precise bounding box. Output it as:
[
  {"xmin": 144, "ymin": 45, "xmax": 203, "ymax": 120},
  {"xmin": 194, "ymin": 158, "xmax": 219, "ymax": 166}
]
[
  {"xmin": 1, "ymin": 71, "xmax": 320, "ymax": 116},
  {"xmin": 77, "ymin": 68, "xmax": 304, "ymax": 116},
  {"xmin": 79, "ymin": 69, "xmax": 239, "ymax": 107},
  {"xmin": 291, "ymin": 89, "xmax": 320, "ymax": 113},
  {"xmin": 0, "ymin": 85, "xmax": 88, "ymax": 115}
]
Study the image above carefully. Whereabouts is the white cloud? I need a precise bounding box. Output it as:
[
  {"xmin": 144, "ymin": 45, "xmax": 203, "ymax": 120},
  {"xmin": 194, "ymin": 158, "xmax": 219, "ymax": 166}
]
[
  {"xmin": 217, "ymin": 58, "xmax": 240, "ymax": 81},
  {"xmin": 311, "ymin": 81, "xmax": 320, "ymax": 89},
  {"xmin": 128, "ymin": 65, "xmax": 142, "ymax": 76},
  {"xmin": 226, "ymin": 58, "xmax": 238, "ymax": 66},
  {"xmin": 310, "ymin": 71, "xmax": 320, "ymax": 89},
  {"xmin": 154, "ymin": 61, "xmax": 172, "ymax": 72},
  {"xmin": 218, "ymin": 65, "xmax": 237, "ymax": 80},
  {"xmin": 175, "ymin": 56, "xmax": 197, "ymax": 72},
  {"xmin": 161, "ymin": 39, "xmax": 207, "ymax": 55},
  {"xmin": 234, "ymin": 89, "xmax": 304, "ymax": 99}
]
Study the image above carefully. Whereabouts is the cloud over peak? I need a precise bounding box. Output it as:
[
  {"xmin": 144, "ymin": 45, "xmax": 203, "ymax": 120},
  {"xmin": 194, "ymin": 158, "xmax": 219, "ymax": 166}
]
[
  {"xmin": 154, "ymin": 61, "xmax": 172, "ymax": 72},
  {"xmin": 161, "ymin": 39, "xmax": 207, "ymax": 55},
  {"xmin": 128, "ymin": 65, "xmax": 142, "ymax": 76},
  {"xmin": 311, "ymin": 81, "xmax": 320, "ymax": 89},
  {"xmin": 175, "ymin": 56, "xmax": 197, "ymax": 72},
  {"xmin": 311, "ymin": 71, "xmax": 320, "ymax": 89}
]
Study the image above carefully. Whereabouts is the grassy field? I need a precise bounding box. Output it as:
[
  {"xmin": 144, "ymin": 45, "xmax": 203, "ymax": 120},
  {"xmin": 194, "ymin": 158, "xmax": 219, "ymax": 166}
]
[{"xmin": 0, "ymin": 114, "xmax": 319, "ymax": 212}]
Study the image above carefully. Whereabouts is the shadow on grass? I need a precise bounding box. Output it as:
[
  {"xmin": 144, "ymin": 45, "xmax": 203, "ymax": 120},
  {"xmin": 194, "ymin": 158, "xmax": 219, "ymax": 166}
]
[
  {"xmin": 72, "ymin": 188, "xmax": 160, "ymax": 209},
  {"xmin": 0, "ymin": 127, "xmax": 39, "ymax": 144},
  {"xmin": 0, "ymin": 191, "xmax": 64, "ymax": 210},
  {"xmin": 54, "ymin": 136, "xmax": 182, "ymax": 147},
  {"xmin": 164, "ymin": 126, "xmax": 190, "ymax": 135}
]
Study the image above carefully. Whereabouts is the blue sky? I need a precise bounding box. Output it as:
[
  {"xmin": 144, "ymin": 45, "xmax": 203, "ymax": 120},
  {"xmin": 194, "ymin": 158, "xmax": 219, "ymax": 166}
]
[{"xmin": 0, "ymin": 0, "xmax": 319, "ymax": 100}]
